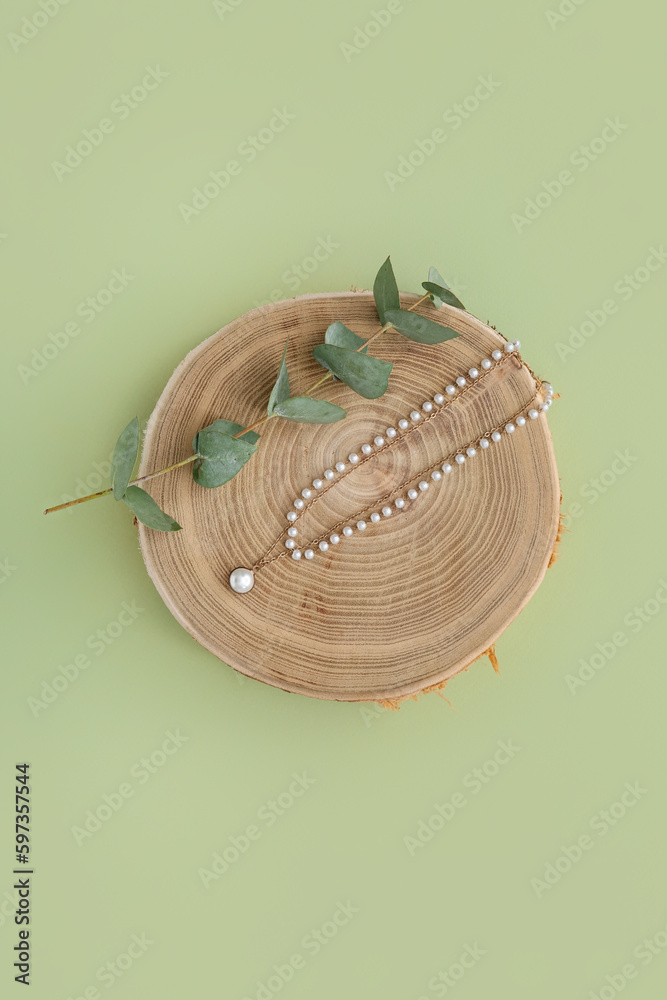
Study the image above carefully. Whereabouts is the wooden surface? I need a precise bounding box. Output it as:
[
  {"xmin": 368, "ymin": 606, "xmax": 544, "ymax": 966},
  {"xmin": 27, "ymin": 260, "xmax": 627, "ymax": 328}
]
[{"xmin": 137, "ymin": 292, "xmax": 560, "ymax": 702}]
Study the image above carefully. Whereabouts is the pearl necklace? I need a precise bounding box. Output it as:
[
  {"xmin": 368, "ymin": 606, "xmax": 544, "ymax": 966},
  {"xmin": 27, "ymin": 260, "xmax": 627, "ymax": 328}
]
[{"xmin": 229, "ymin": 340, "xmax": 555, "ymax": 594}]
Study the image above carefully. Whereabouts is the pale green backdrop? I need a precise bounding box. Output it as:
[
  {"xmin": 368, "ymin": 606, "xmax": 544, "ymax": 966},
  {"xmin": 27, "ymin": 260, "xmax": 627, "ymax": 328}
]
[{"xmin": 2, "ymin": 1, "xmax": 666, "ymax": 997}]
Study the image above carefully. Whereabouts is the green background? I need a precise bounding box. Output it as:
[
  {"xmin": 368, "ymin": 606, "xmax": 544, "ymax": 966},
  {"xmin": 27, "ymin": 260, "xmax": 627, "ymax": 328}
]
[{"xmin": 2, "ymin": 0, "xmax": 666, "ymax": 997}]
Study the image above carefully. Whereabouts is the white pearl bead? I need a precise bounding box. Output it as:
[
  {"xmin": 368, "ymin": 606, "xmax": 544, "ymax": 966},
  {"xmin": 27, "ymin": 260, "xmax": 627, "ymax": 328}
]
[
  {"xmin": 304, "ymin": 549, "xmax": 314, "ymax": 559},
  {"xmin": 480, "ymin": 438, "xmax": 490, "ymax": 449},
  {"xmin": 324, "ymin": 469, "xmax": 334, "ymax": 479},
  {"xmin": 504, "ymin": 341, "xmax": 514, "ymax": 353},
  {"xmin": 291, "ymin": 549, "xmax": 302, "ymax": 560},
  {"xmin": 434, "ymin": 393, "xmax": 444, "ymax": 405},
  {"xmin": 540, "ymin": 401, "xmax": 551, "ymax": 411},
  {"xmin": 229, "ymin": 567, "xmax": 254, "ymax": 593},
  {"xmin": 455, "ymin": 454, "xmax": 465, "ymax": 464},
  {"xmin": 398, "ymin": 418, "xmax": 409, "ymax": 430},
  {"xmin": 431, "ymin": 470, "xmax": 442, "ymax": 481},
  {"xmin": 466, "ymin": 447, "xmax": 476, "ymax": 457},
  {"xmin": 319, "ymin": 540, "xmax": 329, "ymax": 551},
  {"xmin": 343, "ymin": 526, "xmax": 353, "ymax": 537},
  {"xmin": 543, "ymin": 382, "xmax": 553, "ymax": 393},
  {"xmin": 386, "ymin": 427, "xmax": 396, "ymax": 438},
  {"xmin": 446, "ymin": 385, "xmax": 456, "ymax": 395},
  {"xmin": 312, "ymin": 478, "xmax": 323, "ymax": 490},
  {"xmin": 356, "ymin": 520, "xmax": 366, "ymax": 531},
  {"xmin": 505, "ymin": 422, "xmax": 515, "ymax": 433},
  {"xmin": 349, "ymin": 453, "xmax": 359, "ymax": 464},
  {"xmin": 422, "ymin": 401, "xmax": 433, "ymax": 412},
  {"xmin": 528, "ymin": 409, "xmax": 538, "ymax": 420},
  {"xmin": 492, "ymin": 350, "xmax": 502, "ymax": 361},
  {"xmin": 287, "ymin": 526, "xmax": 298, "ymax": 537},
  {"xmin": 468, "ymin": 368, "xmax": 479, "ymax": 379},
  {"xmin": 407, "ymin": 489, "xmax": 418, "ymax": 500},
  {"xmin": 302, "ymin": 488, "xmax": 312, "ymax": 499},
  {"xmin": 410, "ymin": 411, "xmax": 421, "ymax": 422},
  {"xmin": 395, "ymin": 498, "xmax": 405, "ymax": 508},
  {"xmin": 418, "ymin": 481, "xmax": 429, "ymax": 491},
  {"xmin": 516, "ymin": 416, "xmax": 526, "ymax": 427},
  {"xmin": 330, "ymin": 534, "xmax": 340, "ymax": 545},
  {"xmin": 285, "ymin": 538, "xmax": 295, "ymax": 549},
  {"xmin": 382, "ymin": 506, "xmax": 392, "ymax": 516},
  {"xmin": 361, "ymin": 443, "xmax": 372, "ymax": 455},
  {"xmin": 481, "ymin": 358, "xmax": 491, "ymax": 370},
  {"xmin": 513, "ymin": 339, "xmax": 521, "ymax": 349},
  {"xmin": 374, "ymin": 436, "xmax": 385, "ymax": 447},
  {"xmin": 491, "ymin": 431, "xmax": 502, "ymax": 442},
  {"xmin": 335, "ymin": 461, "xmax": 345, "ymax": 472},
  {"xmin": 442, "ymin": 463, "xmax": 452, "ymax": 474},
  {"xmin": 456, "ymin": 376, "xmax": 466, "ymax": 387},
  {"xmin": 371, "ymin": 512, "xmax": 381, "ymax": 523},
  {"xmin": 294, "ymin": 498, "xmax": 304, "ymax": 509},
  {"xmin": 287, "ymin": 511, "xmax": 297, "ymax": 522}
]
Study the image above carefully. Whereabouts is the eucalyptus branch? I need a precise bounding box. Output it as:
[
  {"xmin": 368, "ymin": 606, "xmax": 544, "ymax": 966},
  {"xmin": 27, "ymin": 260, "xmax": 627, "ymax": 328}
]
[{"xmin": 43, "ymin": 260, "xmax": 463, "ymax": 532}]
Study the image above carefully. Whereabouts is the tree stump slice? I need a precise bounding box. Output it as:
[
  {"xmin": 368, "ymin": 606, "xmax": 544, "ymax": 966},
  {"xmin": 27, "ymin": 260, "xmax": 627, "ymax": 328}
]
[{"xmin": 137, "ymin": 292, "xmax": 560, "ymax": 702}]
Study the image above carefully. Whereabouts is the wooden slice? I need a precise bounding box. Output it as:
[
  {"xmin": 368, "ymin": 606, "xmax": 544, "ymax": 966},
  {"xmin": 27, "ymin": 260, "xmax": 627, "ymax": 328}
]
[{"xmin": 137, "ymin": 292, "xmax": 560, "ymax": 702}]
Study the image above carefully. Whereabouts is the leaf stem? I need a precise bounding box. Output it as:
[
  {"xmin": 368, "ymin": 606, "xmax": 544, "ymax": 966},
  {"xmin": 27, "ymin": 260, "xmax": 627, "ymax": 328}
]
[
  {"xmin": 44, "ymin": 291, "xmax": 435, "ymax": 513},
  {"xmin": 43, "ymin": 454, "xmax": 199, "ymax": 514}
]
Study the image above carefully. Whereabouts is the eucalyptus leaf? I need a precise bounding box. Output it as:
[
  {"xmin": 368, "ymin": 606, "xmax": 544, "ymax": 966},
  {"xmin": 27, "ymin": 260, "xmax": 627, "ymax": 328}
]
[
  {"xmin": 273, "ymin": 397, "xmax": 346, "ymax": 423},
  {"xmin": 267, "ymin": 339, "xmax": 290, "ymax": 415},
  {"xmin": 373, "ymin": 256, "xmax": 400, "ymax": 325},
  {"xmin": 191, "ymin": 428, "xmax": 257, "ymax": 488},
  {"xmin": 122, "ymin": 486, "xmax": 181, "ymax": 532},
  {"xmin": 384, "ymin": 308, "xmax": 460, "ymax": 345},
  {"xmin": 192, "ymin": 420, "xmax": 259, "ymax": 448},
  {"xmin": 422, "ymin": 271, "xmax": 466, "ymax": 310},
  {"xmin": 424, "ymin": 266, "xmax": 449, "ymax": 308},
  {"xmin": 111, "ymin": 417, "xmax": 139, "ymax": 500},
  {"xmin": 324, "ymin": 322, "xmax": 368, "ymax": 353},
  {"xmin": 313, "ymin": 344, "xmax": 391, "ymax": 399}
]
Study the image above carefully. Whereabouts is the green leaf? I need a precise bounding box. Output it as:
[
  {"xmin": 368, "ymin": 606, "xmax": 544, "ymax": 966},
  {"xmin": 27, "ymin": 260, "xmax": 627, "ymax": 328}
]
[
  {"xmin": 373, "ymin": 256, "xmax": 400, "ymax": 325},
  {"xmin": 111, "ymin": 417, "xmax": 139, "ymax": 500},
  {"xmin": 192, "ymin": 420, "xmax": 259, "ymax": 448},
  {"xmin": 312, "ymin": 344, "xmax": 392, "ymax": 399},
  {"xmin": 273, "ymin": 397, "xmax": 346, "ymax": 423},
  {"xmin": 422, "ymin": 267, "xmax": 466, "ymax": 310},
  {"xmin": 384, "ymin": 308, "xmax": 460, "ymax": 345},
  {"xmin": 191, "ymin": 427, "xmax": 258, "ymax": 489},
  {"xmin": 324, "ymin": 322, "xmax": 368, "ymax": 353},
  {"xmin": 122, "ymin": 486, "xmax": 181, "ymax": 532},
  {"xmin": 267, "ymin": 339, "xmax": 290, "ymax": 415}
]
